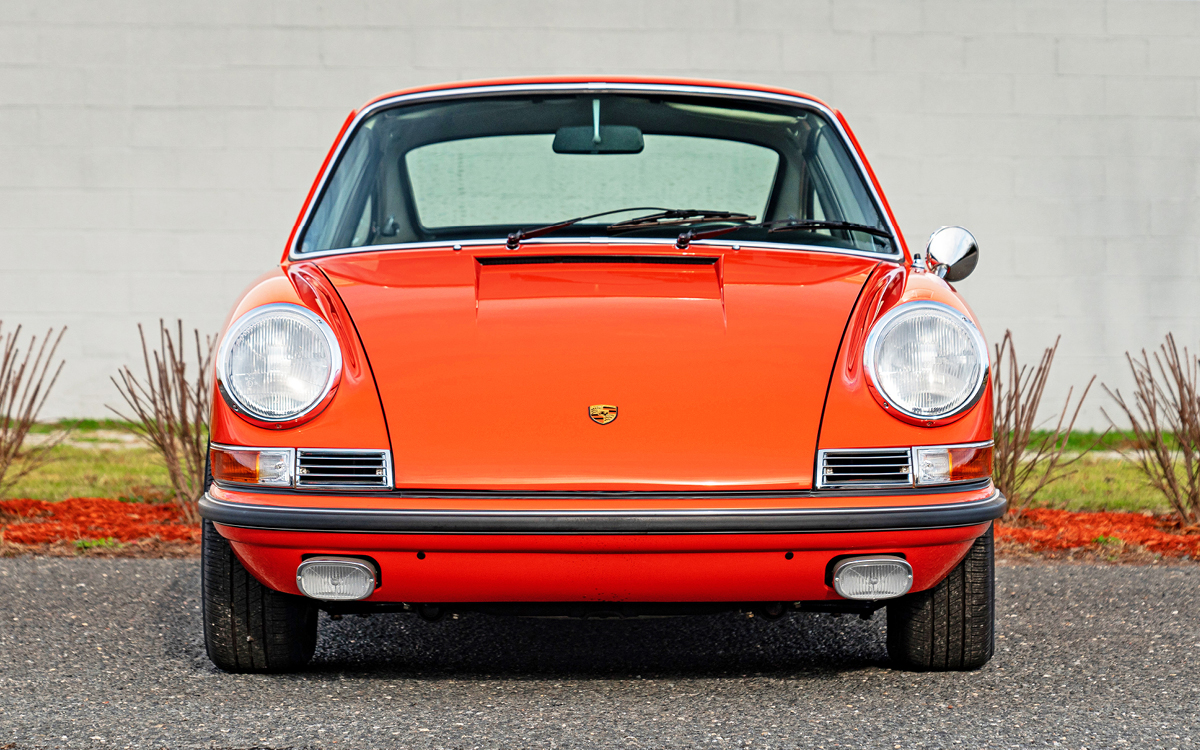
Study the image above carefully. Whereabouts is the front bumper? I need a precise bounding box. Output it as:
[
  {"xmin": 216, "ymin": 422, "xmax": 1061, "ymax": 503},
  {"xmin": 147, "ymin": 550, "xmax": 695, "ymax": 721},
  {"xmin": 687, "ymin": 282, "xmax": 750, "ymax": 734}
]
[
  {"xmin": 201, "ymin": 484, "xmax": 1004, "ymax": 603},
  {"xmin": 199, "ymin": 485, "xmax": 1005, "ymax": 534}
]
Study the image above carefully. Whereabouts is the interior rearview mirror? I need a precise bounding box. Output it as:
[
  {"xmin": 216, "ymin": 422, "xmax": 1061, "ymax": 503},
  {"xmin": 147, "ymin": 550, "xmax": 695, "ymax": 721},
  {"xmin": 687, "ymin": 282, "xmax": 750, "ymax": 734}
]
[
  {"xmin": 553, "ymin": 125, "xmax": 644, "ymax": 154},
  {"xmin": 926, "ymin": 226, "xmax": 979, "ymax": 282}
]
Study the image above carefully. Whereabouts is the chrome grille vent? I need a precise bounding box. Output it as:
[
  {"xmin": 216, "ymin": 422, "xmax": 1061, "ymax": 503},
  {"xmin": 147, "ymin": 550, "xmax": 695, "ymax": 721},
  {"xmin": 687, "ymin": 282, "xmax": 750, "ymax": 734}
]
[
  {"xmin": 818, "ymin": 449, "xmax": 913, "ymax": 489},
  {"xmin": 295, "ymin": 449, "xmax": 391, "ymax": 490}
]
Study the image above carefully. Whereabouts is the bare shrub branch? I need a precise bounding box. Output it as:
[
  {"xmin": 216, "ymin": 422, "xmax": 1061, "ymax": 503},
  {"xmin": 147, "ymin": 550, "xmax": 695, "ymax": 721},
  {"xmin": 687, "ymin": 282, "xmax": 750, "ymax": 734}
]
[
  {"xmin": 992, "ymin": 330, "xmax": 1098, "ymax": 517},
  {"xmin": 108, "ymin": 321, "xmax": 215, "ymax": 523},
  {"xmin": 0, "ymin": 323, "xmax": 69, "ymax": 497},
  {"xmin": 1103, "ymin": 334, "xmax": 1200, "ymax": 526}
]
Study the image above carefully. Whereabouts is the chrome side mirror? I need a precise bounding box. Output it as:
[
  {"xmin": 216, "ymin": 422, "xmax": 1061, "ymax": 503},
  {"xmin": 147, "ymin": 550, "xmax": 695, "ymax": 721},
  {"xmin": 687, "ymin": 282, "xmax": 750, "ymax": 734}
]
[{"xmin": 925, "ymin": 226, "xmax": 979, "ymax": 281}]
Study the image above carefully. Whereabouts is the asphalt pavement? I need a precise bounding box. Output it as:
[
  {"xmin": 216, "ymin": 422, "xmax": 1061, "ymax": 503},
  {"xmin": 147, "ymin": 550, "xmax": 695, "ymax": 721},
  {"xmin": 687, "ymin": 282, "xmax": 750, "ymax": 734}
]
[{"xmin": 1, "ymin": 557, "xmax": 1197, "ymax": 749}]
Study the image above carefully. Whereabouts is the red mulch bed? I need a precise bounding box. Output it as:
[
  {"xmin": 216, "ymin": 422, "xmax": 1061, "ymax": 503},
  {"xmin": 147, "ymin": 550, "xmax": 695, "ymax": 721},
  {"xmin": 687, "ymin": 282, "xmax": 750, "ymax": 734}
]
[
  {"xmin": 996, "ymin": 508, "xmax": 1200, "ymax": 561},
  {"xmin": 1, "ymin": 498, "xmax": 1198, "ymax": 562},
  {"xmin": 0, "ymin": 497, "xmax": 199, "ymax": 555}
]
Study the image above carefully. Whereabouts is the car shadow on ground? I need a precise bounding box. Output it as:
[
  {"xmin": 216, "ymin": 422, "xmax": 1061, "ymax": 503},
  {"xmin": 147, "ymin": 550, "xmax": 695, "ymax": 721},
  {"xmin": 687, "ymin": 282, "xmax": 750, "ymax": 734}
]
[{"xmin": 303, "ymin": 609, "xmax": 892, "ymax": 678}]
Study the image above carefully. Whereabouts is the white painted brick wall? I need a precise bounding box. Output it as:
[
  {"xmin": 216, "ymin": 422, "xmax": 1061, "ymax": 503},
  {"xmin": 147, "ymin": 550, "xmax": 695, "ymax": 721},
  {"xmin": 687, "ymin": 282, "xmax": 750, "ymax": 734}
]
[{"xmin": 0, "ymin": 0, "xmax": 1197, "ymax": 429}]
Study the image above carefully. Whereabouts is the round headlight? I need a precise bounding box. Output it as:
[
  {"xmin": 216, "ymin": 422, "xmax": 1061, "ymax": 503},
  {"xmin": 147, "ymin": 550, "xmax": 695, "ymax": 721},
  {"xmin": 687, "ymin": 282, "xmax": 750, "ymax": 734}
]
[
  {"xmin": 863, "ymin": 301, "xmax": 988, "ymax": 421},
  {"xmin": 216, "ymin": 304, "xmax": 342, "ymax": 425}
]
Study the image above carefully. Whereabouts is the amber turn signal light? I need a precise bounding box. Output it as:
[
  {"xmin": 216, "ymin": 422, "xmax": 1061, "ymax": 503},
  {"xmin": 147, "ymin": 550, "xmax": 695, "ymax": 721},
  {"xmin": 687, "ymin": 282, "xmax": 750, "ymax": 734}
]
[
  {"xmin": 914, "ymin": 443, "xmax": 993, "ymax": 486},
  {"xmin": 210, "ymin": 445, "xmax": 294, "ymax": 487}
]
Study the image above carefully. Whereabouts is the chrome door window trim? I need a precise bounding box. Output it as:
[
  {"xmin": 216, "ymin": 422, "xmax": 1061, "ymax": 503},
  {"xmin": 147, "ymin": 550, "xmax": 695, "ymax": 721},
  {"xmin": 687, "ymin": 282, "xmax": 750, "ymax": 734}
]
[{"xmin": 288, "ymin": 82, "xmax": 903, "ymax": 262}]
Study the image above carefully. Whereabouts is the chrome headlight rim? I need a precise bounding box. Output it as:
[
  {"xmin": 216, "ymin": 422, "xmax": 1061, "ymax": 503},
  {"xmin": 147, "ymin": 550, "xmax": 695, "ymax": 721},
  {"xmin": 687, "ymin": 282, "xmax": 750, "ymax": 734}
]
[
  {"xmin": 215, "ymin": 303, "xmax": 343, "ymax": 428},
  {"xmin": 862, "ymin": 300, "xmax": 989, "ymax": 425}
]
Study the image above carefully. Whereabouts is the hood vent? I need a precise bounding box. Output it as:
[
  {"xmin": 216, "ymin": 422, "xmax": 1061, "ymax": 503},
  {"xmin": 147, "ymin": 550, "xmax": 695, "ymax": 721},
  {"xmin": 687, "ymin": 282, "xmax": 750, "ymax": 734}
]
[
  {"xmin": 296, "ymin": 449, "xmax": 391, "ymax": 490},
  {"xmin": 477, "ymin": 255, "xmax": 717, "ymax": 266},
  {"xmin": 817, "ymin": 449, "xmax": 913, "ymax": 489}
]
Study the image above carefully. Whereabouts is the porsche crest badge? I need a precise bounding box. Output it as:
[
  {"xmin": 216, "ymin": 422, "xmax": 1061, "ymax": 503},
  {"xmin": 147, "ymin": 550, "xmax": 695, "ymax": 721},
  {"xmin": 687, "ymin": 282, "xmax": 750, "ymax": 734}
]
[{"xmin": 588, "ymin": 405, "xmax": 618, "ymax": 425}]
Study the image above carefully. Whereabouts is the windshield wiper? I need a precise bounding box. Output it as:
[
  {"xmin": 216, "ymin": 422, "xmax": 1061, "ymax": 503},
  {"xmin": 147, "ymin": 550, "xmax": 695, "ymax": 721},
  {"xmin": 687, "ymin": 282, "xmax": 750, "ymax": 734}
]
[
  {"xmin": 507, "ymin": 210, "xmax": 888, "ymax": 251},
  {"xmin": 674, "ymin": 218, "xmax": 892, "ymax": 249},
  {"xmin": 506, "ymin": 207, "xmax": 755, "ymax": 249},
  {"xmin": 606, "ymin": 208, "xmax": 756, "ymax": 231},
  {"xmin": 762, "ymin": 219, "xmax": 893, "ymax": 239}
]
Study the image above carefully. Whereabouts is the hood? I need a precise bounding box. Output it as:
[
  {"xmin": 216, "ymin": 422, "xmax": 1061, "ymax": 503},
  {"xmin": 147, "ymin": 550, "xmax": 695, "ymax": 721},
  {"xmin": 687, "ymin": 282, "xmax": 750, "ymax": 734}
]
[{"xmin": 317, "ymin": 245, "xmax": 878, "ymax": 491}]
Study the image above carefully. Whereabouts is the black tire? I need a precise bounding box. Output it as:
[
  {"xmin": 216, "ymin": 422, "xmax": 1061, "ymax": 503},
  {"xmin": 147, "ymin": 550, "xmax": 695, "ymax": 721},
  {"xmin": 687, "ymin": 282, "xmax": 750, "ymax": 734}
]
[
  {"xmin": 886, "ymin": 524, "xmax": 995, "ymax": 671},
  {"xmin": 201, "ymin": 520, "xmax": 318, "ymax": 672}
]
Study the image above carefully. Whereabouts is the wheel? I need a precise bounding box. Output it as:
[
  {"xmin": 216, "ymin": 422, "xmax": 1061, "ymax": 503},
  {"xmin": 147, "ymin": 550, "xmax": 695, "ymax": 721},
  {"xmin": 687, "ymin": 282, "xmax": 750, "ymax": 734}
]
[
  {"xmin": 886, "ymin": 524, "xmax": 994, "ymax": 671},
  {"xmin": 201, "ymin": 520, "xmax": 318, "ymax": 672}
]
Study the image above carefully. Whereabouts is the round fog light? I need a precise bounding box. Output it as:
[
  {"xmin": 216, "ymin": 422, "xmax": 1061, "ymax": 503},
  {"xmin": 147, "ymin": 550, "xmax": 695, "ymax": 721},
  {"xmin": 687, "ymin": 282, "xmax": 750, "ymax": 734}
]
[
  {"xmin": 296, "ymin": 558, "xmax": 376, "ymax": 601},
  {"xmin": 832, "ymin": 556, "xmax": 913, "ymax": 600}
]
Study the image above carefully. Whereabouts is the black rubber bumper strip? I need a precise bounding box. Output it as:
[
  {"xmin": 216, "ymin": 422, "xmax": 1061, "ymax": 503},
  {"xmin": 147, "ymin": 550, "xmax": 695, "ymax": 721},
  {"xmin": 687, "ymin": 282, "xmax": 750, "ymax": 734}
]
[{"xmin": 199, "ymin": 489, "xmax": 1006, "ymax": 535}]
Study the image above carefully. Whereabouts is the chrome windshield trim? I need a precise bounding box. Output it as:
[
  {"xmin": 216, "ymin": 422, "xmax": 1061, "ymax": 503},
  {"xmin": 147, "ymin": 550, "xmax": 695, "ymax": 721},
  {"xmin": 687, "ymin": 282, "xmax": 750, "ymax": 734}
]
[
  {"xmin": 292, "ymin": 236, "xmax": 899, "ymax": 263},
  {"xmin": 288, "ymin": 81, "xmax": 902, "ymax": 261}
]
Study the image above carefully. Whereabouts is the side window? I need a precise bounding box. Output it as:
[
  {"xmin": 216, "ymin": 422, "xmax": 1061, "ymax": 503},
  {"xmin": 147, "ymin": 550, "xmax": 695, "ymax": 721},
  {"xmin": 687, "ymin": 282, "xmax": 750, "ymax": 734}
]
[
  {"xmin": 350, "ymin": 195, "xmax": 373, "ymax": 247},
  {"xmin": 800, "ymin": 129, "xmax": 882, "ymax": 251},
  {"xmin": 300, "ymin": 124, "xmax": 377, "ymax": 253},
  {"xmin": 811, "ymin": 130, "xmax": 878, "ymax": 226}
]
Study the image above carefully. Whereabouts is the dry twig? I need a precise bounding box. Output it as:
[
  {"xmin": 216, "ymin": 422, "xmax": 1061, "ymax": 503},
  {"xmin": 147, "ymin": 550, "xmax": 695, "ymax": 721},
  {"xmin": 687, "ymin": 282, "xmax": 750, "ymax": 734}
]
[
  {"xmin": 992, "ymin": 330, "xmax": 1097, "ymax": 517},
  {"xmin": 0, "ymin": 323, "xmax": 68, "ymax": 498},
  {"xmin": 1103, "ymin": 334, "xmax": 1200, "ymax": 525},
  {"xmin": 108, "ymin": 321, "xmax": 215, "ymax": 523}
]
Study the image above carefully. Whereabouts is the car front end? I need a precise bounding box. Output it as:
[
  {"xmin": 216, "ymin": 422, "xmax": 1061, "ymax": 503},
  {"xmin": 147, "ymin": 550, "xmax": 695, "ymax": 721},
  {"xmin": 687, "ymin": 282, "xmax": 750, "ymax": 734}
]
[{"xmin": 199, "ymin": 78, "xmax": 1003, "ymax": 673}]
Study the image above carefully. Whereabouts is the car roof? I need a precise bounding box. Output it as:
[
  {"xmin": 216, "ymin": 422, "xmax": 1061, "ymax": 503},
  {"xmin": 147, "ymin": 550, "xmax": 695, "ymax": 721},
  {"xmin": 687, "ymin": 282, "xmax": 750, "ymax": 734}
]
[{"xmin": 357, "ymin": 76, "xmax": 833, "ymax": 115}]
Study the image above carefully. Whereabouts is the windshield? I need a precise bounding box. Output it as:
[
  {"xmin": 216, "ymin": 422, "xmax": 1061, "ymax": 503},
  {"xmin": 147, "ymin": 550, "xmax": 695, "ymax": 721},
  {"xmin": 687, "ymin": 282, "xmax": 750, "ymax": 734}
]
[{"xmin": 298, "ymin": 93, "xmax": 894, "ymax": 255}]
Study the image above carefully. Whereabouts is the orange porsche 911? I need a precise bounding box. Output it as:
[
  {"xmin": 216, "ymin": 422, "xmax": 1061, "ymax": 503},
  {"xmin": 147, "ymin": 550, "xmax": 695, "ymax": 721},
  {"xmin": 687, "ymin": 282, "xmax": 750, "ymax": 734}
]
[{"xmin": 199, "ymin": 78, "xmax": 1001, "ymax": 673}]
